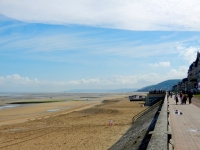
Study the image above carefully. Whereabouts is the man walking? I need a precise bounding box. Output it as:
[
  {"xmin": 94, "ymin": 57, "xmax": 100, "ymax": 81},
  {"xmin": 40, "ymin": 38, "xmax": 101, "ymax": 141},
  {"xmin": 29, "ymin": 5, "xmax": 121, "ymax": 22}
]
[{"xmin": 187, "ymin": 91, "xmax": 193, "ymax": 104}]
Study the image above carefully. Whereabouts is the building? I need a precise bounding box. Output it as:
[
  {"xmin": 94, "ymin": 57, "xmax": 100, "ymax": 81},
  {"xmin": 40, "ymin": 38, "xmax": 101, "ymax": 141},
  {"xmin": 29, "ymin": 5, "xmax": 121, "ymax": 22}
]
[
  {"xmin": 187, "ymin": 52, "xmax": 200, "ymax": 92},
  {"xmin": 172, "ymin": 52, "xmax": 200, "ymax": 93},
  {"xmin": 145, "ymin": 91, "xmax": 165, "ymax": 106}
]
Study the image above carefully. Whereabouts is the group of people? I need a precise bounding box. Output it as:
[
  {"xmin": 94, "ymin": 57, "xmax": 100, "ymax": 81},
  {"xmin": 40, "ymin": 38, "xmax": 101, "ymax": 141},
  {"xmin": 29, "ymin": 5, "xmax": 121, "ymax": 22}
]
[{"xmin": 173, "ymin": 91, "xmax": 193, "ymax": 105}]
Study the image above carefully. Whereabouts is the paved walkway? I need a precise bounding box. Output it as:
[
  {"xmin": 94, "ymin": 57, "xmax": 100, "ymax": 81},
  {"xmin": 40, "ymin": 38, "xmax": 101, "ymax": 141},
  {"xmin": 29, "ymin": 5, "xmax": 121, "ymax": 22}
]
[
  {"xmin": 191, "ymin": 97, "xmax": 200, "ymax": 108},
  {"xmin": 168, "ymin": 96, "xmax": 200, "ymax": 150}
]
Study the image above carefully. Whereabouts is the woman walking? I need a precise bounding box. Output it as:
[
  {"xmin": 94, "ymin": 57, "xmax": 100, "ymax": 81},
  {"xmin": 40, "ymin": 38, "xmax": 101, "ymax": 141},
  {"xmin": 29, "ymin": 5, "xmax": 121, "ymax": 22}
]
[{"xmin": 179, "ymin": 91, "xmax": 183, "ymax": 104}]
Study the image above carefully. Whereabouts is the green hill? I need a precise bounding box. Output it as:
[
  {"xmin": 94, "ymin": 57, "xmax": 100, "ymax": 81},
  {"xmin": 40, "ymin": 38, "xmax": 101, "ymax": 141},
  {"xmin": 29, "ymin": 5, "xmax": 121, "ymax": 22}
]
[{"xmin": 137, "ymin": 79, "xmax": 181, "ymax": 92}]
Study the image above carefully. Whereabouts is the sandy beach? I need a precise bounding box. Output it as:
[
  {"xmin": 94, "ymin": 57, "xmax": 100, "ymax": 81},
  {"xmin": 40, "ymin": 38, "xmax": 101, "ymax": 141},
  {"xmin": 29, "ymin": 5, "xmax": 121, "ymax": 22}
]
[{"xmin": 0, "ymin": 93, "xmax": 146, "ymax": 150}]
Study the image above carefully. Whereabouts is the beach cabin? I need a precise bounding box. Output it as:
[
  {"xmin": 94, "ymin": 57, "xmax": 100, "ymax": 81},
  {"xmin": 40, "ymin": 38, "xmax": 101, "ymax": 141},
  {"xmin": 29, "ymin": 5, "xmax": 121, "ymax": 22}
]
[{"xmin": 129, "ymin": 95, "xmax": 144, "ymax": 101}]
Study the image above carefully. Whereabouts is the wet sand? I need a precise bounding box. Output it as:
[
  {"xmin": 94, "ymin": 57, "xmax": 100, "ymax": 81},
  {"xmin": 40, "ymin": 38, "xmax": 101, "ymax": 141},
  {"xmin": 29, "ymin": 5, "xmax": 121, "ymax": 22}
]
[{"xmin": 0, "ymin": 93, "xmax": 146, "ymax": 150}]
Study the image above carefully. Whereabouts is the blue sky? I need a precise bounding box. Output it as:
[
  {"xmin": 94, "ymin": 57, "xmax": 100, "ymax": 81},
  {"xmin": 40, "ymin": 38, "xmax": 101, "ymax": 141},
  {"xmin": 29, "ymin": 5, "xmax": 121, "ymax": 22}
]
[{"xmin": 0, "ymin": 0, "xmax": 200, "ymax": 92}]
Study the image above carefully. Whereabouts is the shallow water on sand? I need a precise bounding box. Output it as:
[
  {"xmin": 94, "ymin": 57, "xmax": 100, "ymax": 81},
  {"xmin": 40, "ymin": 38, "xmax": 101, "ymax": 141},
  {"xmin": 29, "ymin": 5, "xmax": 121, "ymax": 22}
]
[
  {"xmin": 0, "ymin": 92, "xmax": 135, "ymax": 109},
  {"xmin": 0, "ymin": 104, "xmax": 21, "ymax": 110}
]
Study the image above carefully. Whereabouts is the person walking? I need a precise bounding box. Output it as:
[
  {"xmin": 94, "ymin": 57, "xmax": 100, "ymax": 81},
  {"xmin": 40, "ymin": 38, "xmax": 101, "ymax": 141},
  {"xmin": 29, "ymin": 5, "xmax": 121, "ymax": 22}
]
[
  {"xmin": 179, "ymin": 91, "xmax": 183, "ymax": 104},
  {"xmin": 187, "ymin": 91, "xmax": 193, "ymax": 104},
  {"xmin": 182, "ymin": 94, "xmax": 187, "ymax": 104},
  {"xmin": 174, "ymin": 93, "xmax": 179, "ymax": 105}
]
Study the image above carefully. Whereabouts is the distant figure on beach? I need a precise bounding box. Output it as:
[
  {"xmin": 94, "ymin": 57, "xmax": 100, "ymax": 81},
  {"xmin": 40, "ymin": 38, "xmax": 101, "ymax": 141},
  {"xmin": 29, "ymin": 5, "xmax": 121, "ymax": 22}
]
[
  {"xmin": 174, "ymin": 93, "xmax": 179, "ymax": 105},
  {"xmin": 187, "ymin": 91, "xmax": 193, "ymax": 104},
  {"xmin": 179, "ymin": 91, "xmax": 183, "ymax": 104},
  {"xmin": 109, "ymin": 120, "xmax": 114, "ymax": 126},
  {"xmin": 182, "ymin": 94, "xmax": 187, "ymax": 104}
]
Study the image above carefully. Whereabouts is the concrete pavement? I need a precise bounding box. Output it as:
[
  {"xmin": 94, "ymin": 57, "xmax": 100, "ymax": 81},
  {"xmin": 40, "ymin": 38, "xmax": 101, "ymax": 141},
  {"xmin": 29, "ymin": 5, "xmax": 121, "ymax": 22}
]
[{"xmin": 168, "ymin": 96, "xmax": 200, "ymax": 150}]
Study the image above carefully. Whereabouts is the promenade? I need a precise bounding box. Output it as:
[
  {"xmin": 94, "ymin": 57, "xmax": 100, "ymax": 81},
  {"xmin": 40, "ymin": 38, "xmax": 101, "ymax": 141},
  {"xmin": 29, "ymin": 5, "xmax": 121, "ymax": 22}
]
[{"xmin": 168, "ymin": 96, "xmax": 200, "ymax": 150}]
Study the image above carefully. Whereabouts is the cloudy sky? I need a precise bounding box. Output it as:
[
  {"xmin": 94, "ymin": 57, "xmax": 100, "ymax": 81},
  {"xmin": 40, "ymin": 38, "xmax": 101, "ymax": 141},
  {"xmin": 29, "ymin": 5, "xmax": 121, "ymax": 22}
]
[{"xmin": 0, "ymin": 0, "xmax": 200, "ymax": 92}]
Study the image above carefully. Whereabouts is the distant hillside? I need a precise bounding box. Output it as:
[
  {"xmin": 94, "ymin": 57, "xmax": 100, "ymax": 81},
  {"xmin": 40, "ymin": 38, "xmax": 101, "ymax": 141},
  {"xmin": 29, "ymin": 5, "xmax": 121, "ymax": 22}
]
[
  {"xmin": 137, "ymin": 79, "xmax": 181, "ymax": 92},
  {"xmin": 64, "ymin": 88, "xmax": 138, "ymax": 93}
]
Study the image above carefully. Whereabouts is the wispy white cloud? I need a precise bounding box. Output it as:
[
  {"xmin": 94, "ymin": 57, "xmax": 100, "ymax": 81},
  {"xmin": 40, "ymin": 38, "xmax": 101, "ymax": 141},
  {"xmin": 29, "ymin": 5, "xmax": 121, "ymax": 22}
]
[
  {"xmin": 167, "ymin": 66, "xmax": 188, "ymax": 79},
  {"xmin": 0, "ymin": 0, "xmax": 200, "ymax": 31},
  {"xmin": 149, "ymin": 61, "xmax": 170, "ymax": 67},
  {"xmin": 160, "ymin": 32, "xmax": 178, "ymax": 40},
  {"xmin": 0, "ymin": 32, "xmax": 88, "ymax": 53},
  {"xmin": 177, "ymin": 43, "xmax": 200, "ymax": 63},
  {"xmin": 0, "ymin": 30, "xmax": 180, "ymax": 60}
]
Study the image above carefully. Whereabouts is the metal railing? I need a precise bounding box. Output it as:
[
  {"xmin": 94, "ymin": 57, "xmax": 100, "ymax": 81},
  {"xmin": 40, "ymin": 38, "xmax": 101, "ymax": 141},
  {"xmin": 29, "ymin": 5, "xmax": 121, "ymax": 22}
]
[{"xmin": 132, "ymin": 100, "xmax": 163, "ymax": 124}]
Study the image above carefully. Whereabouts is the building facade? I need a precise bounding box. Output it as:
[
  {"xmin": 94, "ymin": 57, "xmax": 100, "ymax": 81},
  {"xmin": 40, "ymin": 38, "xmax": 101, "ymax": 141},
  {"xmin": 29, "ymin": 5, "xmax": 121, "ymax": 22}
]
[{"xmin": 173, "ymin": 52, "xmax": 200, "ymax": 93}]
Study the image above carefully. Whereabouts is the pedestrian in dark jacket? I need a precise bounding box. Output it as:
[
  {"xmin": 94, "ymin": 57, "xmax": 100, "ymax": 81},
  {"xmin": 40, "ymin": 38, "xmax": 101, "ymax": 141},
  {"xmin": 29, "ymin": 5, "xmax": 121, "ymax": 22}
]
[
  {"xmin": 187, "ymin": 91, "xmax": 193, "ymax": 104},
  {"xmin": 174, "ymin": 93, "xmax": 179, "ymax": 105},
  {"xmin": 182, "ymin": 94, "xmax": 187, "ymax": 104}
]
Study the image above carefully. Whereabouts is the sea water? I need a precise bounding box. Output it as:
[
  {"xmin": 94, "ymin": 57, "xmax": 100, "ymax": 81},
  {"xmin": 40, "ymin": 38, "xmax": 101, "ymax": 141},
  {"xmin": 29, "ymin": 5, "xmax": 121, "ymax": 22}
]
[{"xmin": 0, "ymin": 104, "xmax": 21, "ymax": 110}]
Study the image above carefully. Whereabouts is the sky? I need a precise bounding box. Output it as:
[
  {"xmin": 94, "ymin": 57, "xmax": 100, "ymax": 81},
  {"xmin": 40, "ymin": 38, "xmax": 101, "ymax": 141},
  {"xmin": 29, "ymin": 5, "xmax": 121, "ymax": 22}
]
[{"xmin": 0, "ymin": 0, "xmax": 200, "ymax": 92}]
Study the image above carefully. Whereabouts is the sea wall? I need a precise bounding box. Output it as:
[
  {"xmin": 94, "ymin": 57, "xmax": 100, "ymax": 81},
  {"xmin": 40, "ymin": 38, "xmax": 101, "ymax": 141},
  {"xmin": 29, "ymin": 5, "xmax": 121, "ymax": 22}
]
[
  {"xmin": 109, "ymin": 102, "xmax": 162, "ymax": 150},
  {"xmin": 146, "ymin": 95, "xmax": 169, "ymax": 150},
  {"xmin": 109, "ymin": 95, "xmax": 169, "ymax": 150}
]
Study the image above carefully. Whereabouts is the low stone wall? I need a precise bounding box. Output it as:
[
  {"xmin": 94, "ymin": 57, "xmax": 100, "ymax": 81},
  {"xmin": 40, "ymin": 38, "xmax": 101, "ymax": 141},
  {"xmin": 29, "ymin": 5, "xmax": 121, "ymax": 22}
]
[
  {"xmin": 109, "ymin": 95, "xmax": 170, "ymax": 150},
  {"xmin": 109, "ymin": 103, "xmax": 161, "ymax": 150},
  {"xmin": 146, "ymin": 95, "xmax": 169, "ymax": 150}
]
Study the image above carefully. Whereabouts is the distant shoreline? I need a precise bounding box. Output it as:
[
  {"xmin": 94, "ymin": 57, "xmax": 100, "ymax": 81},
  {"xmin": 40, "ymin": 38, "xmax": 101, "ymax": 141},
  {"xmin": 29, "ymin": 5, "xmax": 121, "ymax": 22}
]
[{"xmin": 0, "ymin": 92, "xmax": 148, "ymax": 111}]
